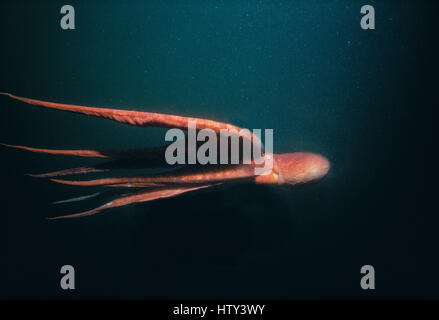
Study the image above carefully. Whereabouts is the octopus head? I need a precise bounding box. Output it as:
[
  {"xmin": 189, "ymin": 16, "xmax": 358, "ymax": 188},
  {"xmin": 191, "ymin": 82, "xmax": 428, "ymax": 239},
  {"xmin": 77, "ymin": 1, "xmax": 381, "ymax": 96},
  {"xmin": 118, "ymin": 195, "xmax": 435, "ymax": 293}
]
[{"xmin": 274, "ymin": 152, "xmax": 330, "ymax": 185}]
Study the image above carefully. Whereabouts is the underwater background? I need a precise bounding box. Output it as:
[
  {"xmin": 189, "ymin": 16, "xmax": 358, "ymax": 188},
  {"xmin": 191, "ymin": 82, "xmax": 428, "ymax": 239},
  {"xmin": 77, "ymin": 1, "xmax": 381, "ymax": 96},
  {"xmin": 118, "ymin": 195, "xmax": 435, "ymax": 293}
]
[{"xmin": 0, "ymin": 0, "xmax": 437, "ymax": 299}]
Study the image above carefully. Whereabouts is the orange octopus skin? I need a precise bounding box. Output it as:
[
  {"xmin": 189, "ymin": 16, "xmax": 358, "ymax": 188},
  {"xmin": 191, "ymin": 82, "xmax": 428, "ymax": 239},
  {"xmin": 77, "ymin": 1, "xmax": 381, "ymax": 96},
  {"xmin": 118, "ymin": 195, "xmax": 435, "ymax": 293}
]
[{"xmin": 0, "ymin": 92, "xmax": 330, "ymax": 219}]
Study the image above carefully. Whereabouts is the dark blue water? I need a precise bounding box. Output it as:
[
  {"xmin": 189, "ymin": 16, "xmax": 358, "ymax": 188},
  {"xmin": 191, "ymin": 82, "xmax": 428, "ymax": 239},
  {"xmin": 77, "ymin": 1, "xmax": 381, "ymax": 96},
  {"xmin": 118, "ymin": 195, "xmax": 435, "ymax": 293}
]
[{"xmin": 0, "ymin": 0, "xmax": 437, "ymax": 299}]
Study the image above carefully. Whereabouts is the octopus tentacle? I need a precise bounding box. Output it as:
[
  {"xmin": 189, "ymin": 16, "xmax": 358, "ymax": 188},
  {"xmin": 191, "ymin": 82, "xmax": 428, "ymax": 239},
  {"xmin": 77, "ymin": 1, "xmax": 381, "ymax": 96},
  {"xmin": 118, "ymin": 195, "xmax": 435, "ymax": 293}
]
[
  {"xmin": 0, "ymin": 92, "xmax": 259, "ymax": 145},
  {"xmin": 52, "ymin": 192, "xmax": 102, "ymax": 204},
  {"xmin": 106, "ymin": 182, "xmax": 173, "ymax": 188},
  {"xmin": 47, "ymin": 184, "xmax": 214, "ymax": 220},
  {"xmin": 1, "ymin": 143, "xmax": 110, "ymax": 158},
  {"xmin": 50, "ymin": 165, "xmax": 256, "ymax": 187},
  {"xmin": 28, "ymin": 167, "xmax": 107, "ymax": 178},
  {"xmin": 2, "ymin": 143, "xmax": 169, "ymax": 160}
]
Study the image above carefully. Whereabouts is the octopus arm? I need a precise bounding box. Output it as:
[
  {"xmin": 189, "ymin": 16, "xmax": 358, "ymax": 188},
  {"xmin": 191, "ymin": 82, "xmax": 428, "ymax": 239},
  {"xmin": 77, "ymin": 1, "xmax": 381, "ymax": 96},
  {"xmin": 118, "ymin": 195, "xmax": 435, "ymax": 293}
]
[
  {"xmin": 47, "ymin": 184, "xmax": 215, "ymax": 219},
  {"xmin": 0, "ymin": 92, "xmax": 258, "ymax": 144}
]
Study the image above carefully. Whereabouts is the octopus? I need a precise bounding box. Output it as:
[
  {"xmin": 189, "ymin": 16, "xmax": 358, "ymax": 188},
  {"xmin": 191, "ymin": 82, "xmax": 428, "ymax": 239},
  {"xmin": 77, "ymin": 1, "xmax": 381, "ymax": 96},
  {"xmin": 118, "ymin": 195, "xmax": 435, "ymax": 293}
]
[{"xmin": 0, "ymin": 92, "xmax": 330, "ymax": 220}]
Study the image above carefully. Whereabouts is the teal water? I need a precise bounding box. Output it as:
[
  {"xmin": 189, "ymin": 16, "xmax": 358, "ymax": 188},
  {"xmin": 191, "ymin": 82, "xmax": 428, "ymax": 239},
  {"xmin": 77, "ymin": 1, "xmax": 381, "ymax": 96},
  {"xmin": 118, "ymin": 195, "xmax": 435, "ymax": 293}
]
[{"xmin": 0, "ymin": 1, "xmax": 437, "ymax": 298}]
